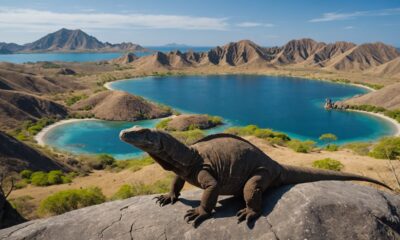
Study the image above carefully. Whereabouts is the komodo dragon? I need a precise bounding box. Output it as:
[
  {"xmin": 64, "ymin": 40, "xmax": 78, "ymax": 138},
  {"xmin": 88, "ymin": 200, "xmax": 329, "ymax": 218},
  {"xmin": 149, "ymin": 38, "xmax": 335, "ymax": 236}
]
[{"xmin": 119, "ymin": 126, "xmax": 392, "ymax": 226}]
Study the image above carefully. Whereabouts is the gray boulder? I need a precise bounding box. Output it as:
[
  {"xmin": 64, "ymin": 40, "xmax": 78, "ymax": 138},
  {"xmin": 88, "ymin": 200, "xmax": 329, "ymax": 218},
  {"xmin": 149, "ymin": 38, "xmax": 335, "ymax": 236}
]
[{"xmin": 0, "ymin": 181, "xmax": 399, "ymax": 240}]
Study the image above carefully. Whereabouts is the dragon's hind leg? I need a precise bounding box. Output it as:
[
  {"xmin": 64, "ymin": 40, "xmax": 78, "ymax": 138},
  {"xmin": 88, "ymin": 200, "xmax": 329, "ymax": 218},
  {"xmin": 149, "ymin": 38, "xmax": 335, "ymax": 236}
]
[{"xmin": 237, "ymin": 170, "xmax": 273, "ymax": 224}]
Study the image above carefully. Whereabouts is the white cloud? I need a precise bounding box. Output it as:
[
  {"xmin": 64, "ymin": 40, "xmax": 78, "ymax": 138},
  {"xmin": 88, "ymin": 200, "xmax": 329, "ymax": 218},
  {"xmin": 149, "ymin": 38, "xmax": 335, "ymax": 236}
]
[
  {"xmin": 236, "ymin": 22, "xmax": 275, "ymax": 28},
  {"xmin": 344, "ymin": 26, "xmax": 354, "ymax": 30},
  {"xmin": 0, "ymin": 8, "xmax": 228, "ymax": 31},
  {"xmin": 309, "ymin": 8, "xmax": 400, "ymax": 22}
]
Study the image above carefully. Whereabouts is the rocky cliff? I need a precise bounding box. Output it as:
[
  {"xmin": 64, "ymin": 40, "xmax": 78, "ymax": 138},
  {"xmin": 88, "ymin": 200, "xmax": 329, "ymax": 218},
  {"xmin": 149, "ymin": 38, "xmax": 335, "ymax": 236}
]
[{"xmin": 1, "ymin": 181, "xmax": 399, "ymax": 240}]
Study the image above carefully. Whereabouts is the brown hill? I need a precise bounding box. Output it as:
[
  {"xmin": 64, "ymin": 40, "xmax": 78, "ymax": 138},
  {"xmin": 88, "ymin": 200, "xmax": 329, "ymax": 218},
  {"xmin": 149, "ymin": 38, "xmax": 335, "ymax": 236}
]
[
  {"xmin": 308, "ymin": 41, "xmax": 356, "ymax": 67},
  {"xmin": 0, "ymin": 131, "xmax": 67, "ymax": 174},
  {"xmin": 365, "ymin": 57, "xmax": 400, "ymax": 78},
  {"xmin": 342, "ymin": 82, "xmax": 400, "ymax": 110},
  {"xmin": 273, "ymin": 38, "xmax": 326, "ymax": 64},
  {"xmin": 327, "ymin": 42, "xmax": 399, "ymax": 71},
  {"xmin": 0, "ymin": 63, "xmax": 80, "ymax": 94},
  {"xmin": 206, "ymin": 40, "xmax": 272, "ymax": 66},
  {"xmin": 0, "ymin": 90, "xmax": 68, "ymax": 129},
  {"xmin": 72, "ymin": 90, "xmax": 172, "ymax": 121},
  {"xmin": 111, "ymin": 53, "xmax": 139, "ymax": 64}
]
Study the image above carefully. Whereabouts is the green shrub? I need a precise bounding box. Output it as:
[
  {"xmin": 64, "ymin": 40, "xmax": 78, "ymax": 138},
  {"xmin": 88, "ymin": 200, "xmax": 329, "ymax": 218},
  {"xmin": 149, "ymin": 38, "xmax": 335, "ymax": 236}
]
[
  {"xmin": 319, "ymin": 133, "xmax": 337, "ymax": 143},
  {"xmin": 342, "ymin": 142, "xmax": 372, "ymax": 156},
  {"xmin": 30, "ymin": 172, "xmax": 49, "ymax": 186},
  {"xmin": 20, "ymin": 170, "xmax": 33, "ymax": 179},
  {"xmin": 287, "ymin": 140, "xmax": 316, "ymax": 153},
  {"xmin": 113, "ymin": 156, "xmax": 155, "ymax": 172},
  {"xmin": 111, "ymin": 179, "xmax": 171, "ymax": 200},
  {"xmin": 325, "ymin": 144, "xmax": 339, "ymax": 151},
  {"xmin": 312, "ymin": 158, "xmax": 344, "ymax": 171},
  {"xmin": 225, "ymin": 125, "xmax": 290, "ymax": 143},
  {"xmin": 39, "ymin": 187, "xmax": 106, "ymax": 216},
  {"xmin": 170, "ymin": 129, "xmax": 205, "ymax": 145},
  {"xmin": 156, "ymin": 118, "xmax": 172, "ymax": 130},
  {"xmin": 14, "ymin": 179, "xmax": 29, "ymax": 189},
  {"xmin": 369, "ymin": 137, "xmax": 400, "ymax": 160},
  {"xmin": 111, "ymin": 184, "xmax": 135, "ymax": 200},
  {"xmin": 47, "ymin": 170, "xmax": 63, "ymax": 185},
  {"xmin": 208, "ymin": 116, "xmax": 223, "ymax": 125},
  {"xmin": 65, "ymin": 94, "xmax": 88, "ymax": 106},
  {"xmin": 97, "ymin": 154, "xmax": 116, "ymax": 166}
]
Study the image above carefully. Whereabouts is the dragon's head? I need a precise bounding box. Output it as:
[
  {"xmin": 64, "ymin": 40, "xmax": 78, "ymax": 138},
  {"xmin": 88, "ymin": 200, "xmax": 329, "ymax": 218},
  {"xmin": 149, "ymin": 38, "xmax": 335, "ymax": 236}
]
[
  {"xmin": 119, "ymin": 126, "xmax": 163, "ymax": 153},
  {"xmin": 120, "ymin": 126, "xmax": 201, "ymax": 175}
]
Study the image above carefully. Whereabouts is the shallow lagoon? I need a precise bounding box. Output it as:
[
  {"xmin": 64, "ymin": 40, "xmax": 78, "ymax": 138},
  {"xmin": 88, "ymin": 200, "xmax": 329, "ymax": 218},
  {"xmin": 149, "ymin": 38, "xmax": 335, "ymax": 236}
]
[{"xmin": 42, "ymin": 75, "xmax": 397, "ymax": 159}]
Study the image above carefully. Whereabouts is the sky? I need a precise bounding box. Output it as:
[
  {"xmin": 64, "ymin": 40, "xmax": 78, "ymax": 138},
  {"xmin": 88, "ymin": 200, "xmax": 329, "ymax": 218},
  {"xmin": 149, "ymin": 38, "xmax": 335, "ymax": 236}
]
[{"xmin": 0, "ymin": 0, "xmax": 399, "ymax": 47}]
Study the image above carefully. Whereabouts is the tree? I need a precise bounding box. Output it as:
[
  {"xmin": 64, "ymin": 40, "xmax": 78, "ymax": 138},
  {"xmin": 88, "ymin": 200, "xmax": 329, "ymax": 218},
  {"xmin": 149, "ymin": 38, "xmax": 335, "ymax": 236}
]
[{"xmin": 319, "ymin": 133, "xmax": 338, "ymax": 151}]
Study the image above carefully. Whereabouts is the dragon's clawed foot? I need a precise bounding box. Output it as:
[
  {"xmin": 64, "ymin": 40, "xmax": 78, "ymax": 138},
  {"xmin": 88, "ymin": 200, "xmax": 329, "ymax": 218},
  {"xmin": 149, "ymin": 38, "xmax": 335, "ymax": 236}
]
[
  {"xmin": 153, "ymin": 193, "xmax": 178, "ymax": 206},
  {"xmin": 236, "ymin": 208, "xmax": 260, "ymax": 223},
  {"xmin": 184, "ymin": 207, "xmax": 210, "ymax": 228}
]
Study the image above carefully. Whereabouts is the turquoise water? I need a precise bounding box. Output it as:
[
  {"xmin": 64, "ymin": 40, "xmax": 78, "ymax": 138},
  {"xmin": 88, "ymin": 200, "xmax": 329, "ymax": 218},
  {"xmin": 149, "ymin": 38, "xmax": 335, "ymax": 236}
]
[
  {"xmin": 43, "ymin": 75, "xmax": 396, "ymax": 159},
  {"xmin": 0, "ymin": 47, "xmax": 212, "ymax": 63}
]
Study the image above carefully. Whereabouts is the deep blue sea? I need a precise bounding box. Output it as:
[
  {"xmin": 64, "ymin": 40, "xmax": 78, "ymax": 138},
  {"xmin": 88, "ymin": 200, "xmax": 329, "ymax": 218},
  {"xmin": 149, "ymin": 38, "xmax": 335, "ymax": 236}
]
[
  {"xmin": 42, "ymin": 75, "xmax": 397, "ymax": 159},
  {"xmin": 0, "ymin": 47, "xmax": 212, "ymax": 63}
]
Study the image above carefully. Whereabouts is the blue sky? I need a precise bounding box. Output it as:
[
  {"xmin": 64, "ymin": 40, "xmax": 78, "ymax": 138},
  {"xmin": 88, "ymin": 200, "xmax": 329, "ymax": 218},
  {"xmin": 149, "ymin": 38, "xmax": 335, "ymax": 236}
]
[{"xmin": 0, "ymin": 0, "xmax": 399, "ymax": 46}]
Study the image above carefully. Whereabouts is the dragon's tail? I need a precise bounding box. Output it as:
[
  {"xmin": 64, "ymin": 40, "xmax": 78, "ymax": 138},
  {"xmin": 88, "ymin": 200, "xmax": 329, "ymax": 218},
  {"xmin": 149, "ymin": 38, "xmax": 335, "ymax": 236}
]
[{"xmin": 279, "ymin": 164, "xmax": 392, "ymax": 190}]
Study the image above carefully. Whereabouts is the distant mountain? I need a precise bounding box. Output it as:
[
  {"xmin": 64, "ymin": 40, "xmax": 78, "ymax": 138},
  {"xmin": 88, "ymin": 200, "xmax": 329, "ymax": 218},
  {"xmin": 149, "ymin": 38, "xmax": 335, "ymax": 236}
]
[
  {"xmin": 163, "ymin": 43, "xmax": 191, "ymax": 48},
  {"xmin": 1, "ymin": 28, "xmax": 147, "ymax": 54},
  {"xmin": 116, "ymin": 38, "xmax": 400, "ymax": 76},
  {"xmin": 326, "ymin": 42, "xmax": 399, "ymax": 71}
]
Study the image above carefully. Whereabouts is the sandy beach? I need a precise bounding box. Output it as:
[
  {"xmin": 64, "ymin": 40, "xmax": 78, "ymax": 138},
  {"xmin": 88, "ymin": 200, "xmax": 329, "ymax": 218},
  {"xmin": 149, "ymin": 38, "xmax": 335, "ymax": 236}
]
[
  {"xmin": 34, "ymin": 118, "xmax": 97, "ymax": 146},
  {"xmin": 349, "ymin": 109, "xmax": 400, "ymax": 137}
]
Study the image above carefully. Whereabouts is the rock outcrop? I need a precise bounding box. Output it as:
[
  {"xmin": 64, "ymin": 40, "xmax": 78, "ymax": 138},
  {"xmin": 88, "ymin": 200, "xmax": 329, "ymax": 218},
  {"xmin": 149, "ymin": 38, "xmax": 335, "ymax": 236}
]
[
  {"xmin": 72, "ymin": 90, "xmax": 172, "ymax": 121},
  {"xmin": 162, "ymin": 114, "xmax": 222, "ymax": 131},
  {"xmin": 1, "ymin": 181, "xmax": 399, "ymax": 240}
]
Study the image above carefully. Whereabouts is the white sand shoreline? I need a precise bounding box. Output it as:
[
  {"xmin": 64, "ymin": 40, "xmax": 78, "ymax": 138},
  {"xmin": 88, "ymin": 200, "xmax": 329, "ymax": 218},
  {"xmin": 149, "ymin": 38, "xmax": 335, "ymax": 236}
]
[
  {"xmin": 349, "ymin": 109, "xmax": 400, "ymax": 137},
  {"xmin": 34, "ymin": 118, "xmax": 97, "ymax": 146}
]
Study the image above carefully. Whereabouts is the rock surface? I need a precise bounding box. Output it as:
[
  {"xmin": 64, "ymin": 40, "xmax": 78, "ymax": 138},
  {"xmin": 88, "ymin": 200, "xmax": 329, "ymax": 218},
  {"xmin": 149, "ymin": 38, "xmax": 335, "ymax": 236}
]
[{"xmin": 1, "ymin": 181, "xmax": 399, "ymax": 240}]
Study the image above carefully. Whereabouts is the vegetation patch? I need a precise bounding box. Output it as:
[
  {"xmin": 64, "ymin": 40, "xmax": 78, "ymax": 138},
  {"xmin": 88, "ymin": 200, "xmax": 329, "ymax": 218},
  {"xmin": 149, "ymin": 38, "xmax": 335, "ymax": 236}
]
[
  {"xmin": 112, "ymin": 156, "xmax": 155, "ymax": 172},
  {"xmin": 170, "ymin": 129, "xmax": 205, "ymax": 145},
  {"xmin": 342, "ymin": 142, "xmax": 372, "ymax": 156},
  {"xmin": 225, "ymin": 125, "xmax": 290, "ymax": 144},
  {"xmin": 369, "ymin": 137, "xmax": 400, "ymax": 160},
  {"xmin": 111, "ymin": 179, "xmax": 171, "ymax": 200},
  {"xmin": 19, "ymin": 170, "xmax": 76, "ymax": 187},
  {"xmin": 65, "ymin": 94, "xmax": 88, "ymax": 106},
  {"xmin": 156, "ymin": 118, "xmax": 172, "ymax": 130},
  {"xmin": 319, "ymin": 133, "xmax": 338, "ymax": 151},
  {"xmin": 13, "ymin": 118, "xmax": 56, "ymax": 141},
  {"xmin": 347, "ymin": 105, "xmax": 400, "ymax": 123},
  {"xmin": 39, "ymin": 187, "xmax": 106, "ymax": 216},
  {"xmin": 287, "ymin": 140, "xmax": 316, "ymax": 153},
  {"xmin": 312, "ymin": 158, "xmax": 344, "ymax": 171}
]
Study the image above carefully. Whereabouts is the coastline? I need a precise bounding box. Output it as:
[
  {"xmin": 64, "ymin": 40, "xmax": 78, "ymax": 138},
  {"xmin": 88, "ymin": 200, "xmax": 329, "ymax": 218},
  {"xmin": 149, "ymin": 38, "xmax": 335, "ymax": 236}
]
[
  {"xmin": 348, "ymin": 109, "xmax": 400, "ymax": 137},
  {"xmin": 34, "ymin": 118, "xmax": 97, "ymax": 146}
]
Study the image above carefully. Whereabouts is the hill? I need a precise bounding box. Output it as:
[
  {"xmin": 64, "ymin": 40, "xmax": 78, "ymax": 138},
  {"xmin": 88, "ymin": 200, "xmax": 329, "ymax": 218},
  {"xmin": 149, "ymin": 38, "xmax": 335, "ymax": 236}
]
[
  {"xmin": 72, "ymin": 90, "xmax": 172, "ymax": 121},
  {"xmin": 1, "ymin": 182, "xmax": 399, "ymax": 239},
  {"xmin": 1, "ymin": 29, "xmax": 147, "ymax": 53},
  {"xmin": 0, "ymin": 90, "xmax": 68, "ymax": 129},
  {"xmin": 0, "ymin": 63, "xmax": 81, "ymax": 94},
  {"xmin": 327, "ymin": 42, "xmax": 400, "ymax": 71},
  {"xmin": 120, "ymin": 38, "xmax": 399, "ymax": 76},
  {"xmin": 342, "ymin": 82, "xmax": 400, "ymax": 110},
  {"xmin": 0, "ymin": 131, "xmax": 67, "ymax": 174},
  {"xmin": 365, "ymin": 57, "xmax": 400, "ymax": 78}
]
